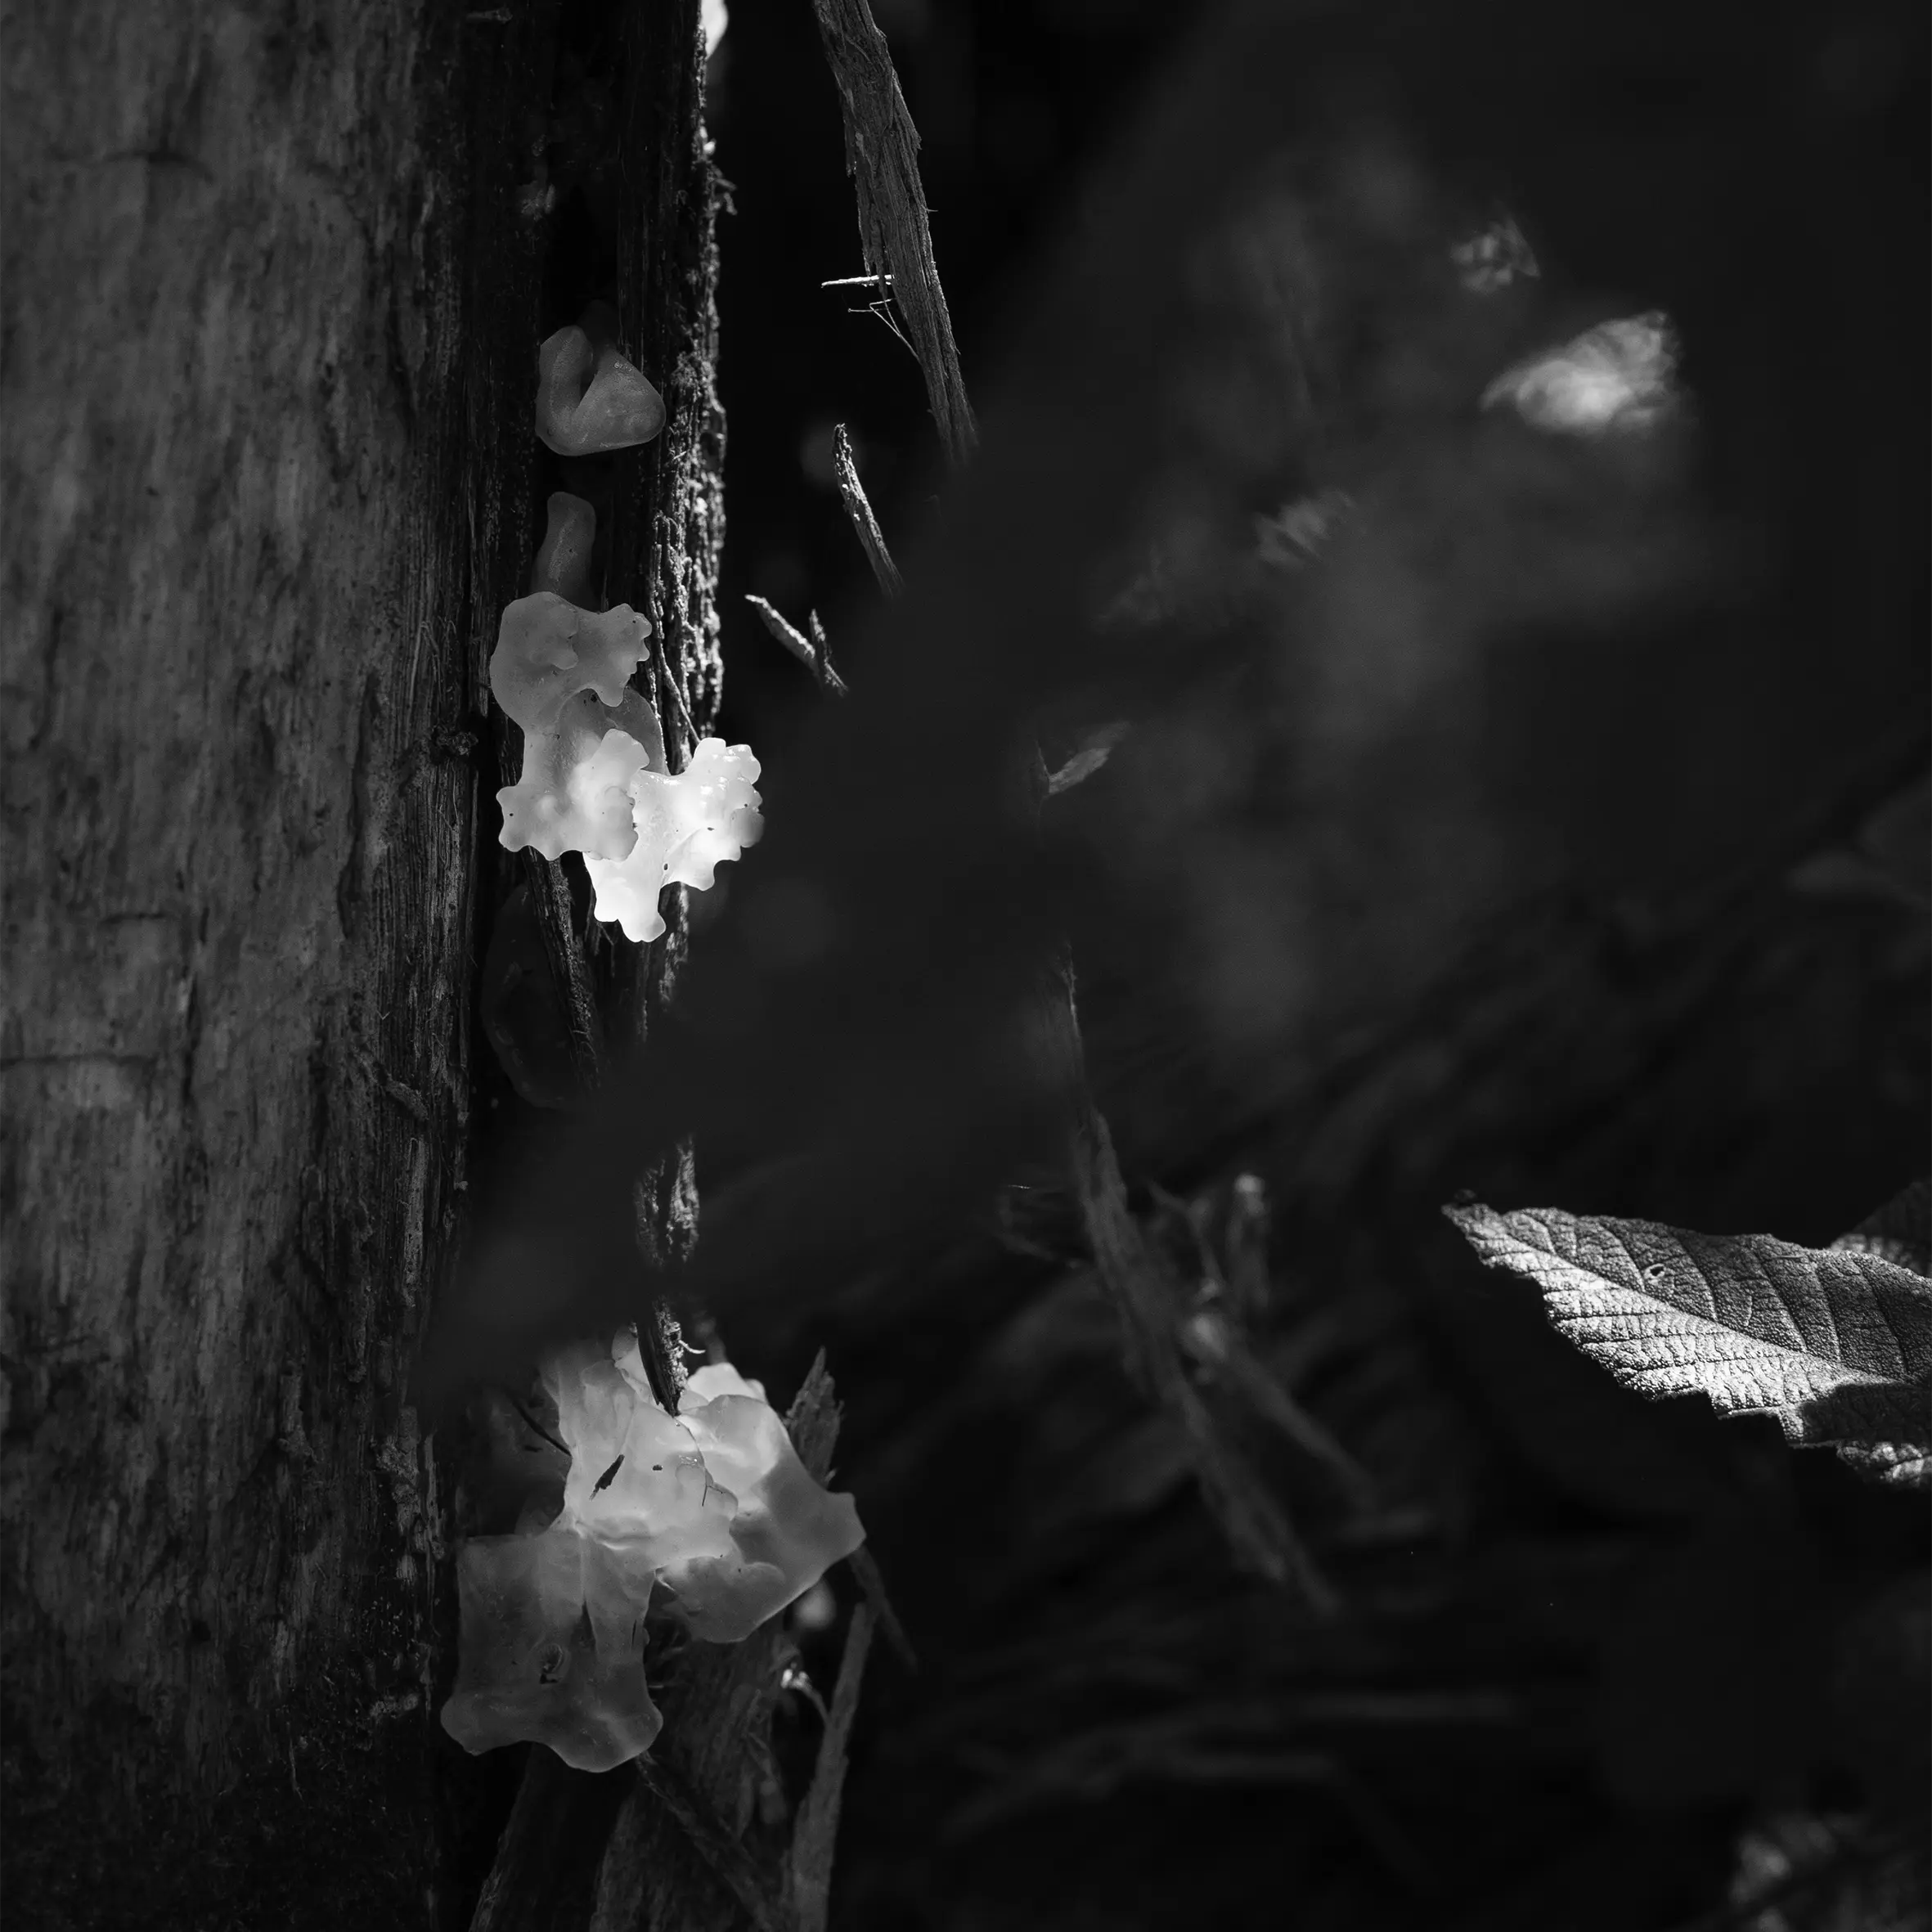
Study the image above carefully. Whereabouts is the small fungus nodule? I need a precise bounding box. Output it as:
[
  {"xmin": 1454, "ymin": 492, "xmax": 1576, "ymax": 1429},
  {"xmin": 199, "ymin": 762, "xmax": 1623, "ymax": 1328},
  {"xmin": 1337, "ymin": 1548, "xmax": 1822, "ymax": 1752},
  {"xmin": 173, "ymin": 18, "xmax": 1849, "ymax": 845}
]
[{"xmin": 536, "ymin": 323, "xmax": 667, "ymax": 456}]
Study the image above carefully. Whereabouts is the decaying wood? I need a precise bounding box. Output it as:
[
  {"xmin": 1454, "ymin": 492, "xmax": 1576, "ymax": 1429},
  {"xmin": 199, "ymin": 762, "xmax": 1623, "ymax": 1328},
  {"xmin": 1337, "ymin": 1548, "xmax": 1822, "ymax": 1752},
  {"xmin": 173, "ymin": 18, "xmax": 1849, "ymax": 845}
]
[
  {"xmin": 806, "ymin": 0, "xmax": 978, "ymax": 467},
  {"xmin": 470, "ymin": 1747, "xmax": 634, "ymax": 1932},
  {"xmin": 476, "ymin": 0, "xmax": 725, "ymax": 1386},
  {"xmin": 830, "ymin": 425, "xmax": 905, "ymax": 599},
  {"xmin": 528, "ymin": 851, "xmax": 608, "ymax": 1093},
  {"xmin": 845, "ymin": 1544, "xmax": 917, "ymax": 1673},
  {"xmin": 614, "ymin": 0, "xmax": 729, "ymax": 757},
  {"xmin": 784, "ymin": 1600, "xmax": 875, "ymax": 1932},
  {"xmin": 586, "ymin": 1360, "xmax": 863, "ymax": 1932},
  {"xmin": 462, "ymin": 0, "xmax": 748, "ymax": 1920},
  {"xmin": 745, "ymin": 594, "xmax": 850, "ymax": 697}
]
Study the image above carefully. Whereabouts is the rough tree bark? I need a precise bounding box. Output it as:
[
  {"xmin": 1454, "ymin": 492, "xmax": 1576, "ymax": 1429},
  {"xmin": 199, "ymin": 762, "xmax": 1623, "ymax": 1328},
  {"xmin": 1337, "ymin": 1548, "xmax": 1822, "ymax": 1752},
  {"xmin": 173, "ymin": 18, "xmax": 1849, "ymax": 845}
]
[{"xmin": 0, "ymin": 0, "xmax": 723, "ymax": 1923}]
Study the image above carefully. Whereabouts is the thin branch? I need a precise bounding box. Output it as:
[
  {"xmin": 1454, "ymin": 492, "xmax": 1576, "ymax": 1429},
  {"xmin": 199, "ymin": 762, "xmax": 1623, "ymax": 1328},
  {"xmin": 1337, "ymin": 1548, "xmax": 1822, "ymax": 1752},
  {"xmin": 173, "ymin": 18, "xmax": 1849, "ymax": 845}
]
[
  {"xmin": 786, "ymin": 1602, "xmax": 875, "ymax": 1932},
  {"xmin": 631, "ymin": 1755, "xmax": 791, "ymax": 1932},
  {"xmin": 831, "ymin": 424, "xmax": 904, "ymax": 597},
  {"xmin": 502, "ymin": 1391, "xmax": 569, "ymax": 1459},
  {"xmin": 806, "ymin": 610, "xmax": 833, "ymax": 671},
  {"xmin": 654, "ymin": 649, "xmax": 699, "ymax": 761},
  {"xmin": 746, "ymin": 594, "xmax": 850, "ymax": 697},
  {"xmin": 1043, "ymin": 944, "xmax": 1338, "ymax": 1614},
  {"xmin": 806, "ymin": 0, "xmax": 977, "ymax": 465},
  {"xmin": 847, "ymin": 1542, "xmax": 918, "ymax": 1671},
  {"xmin": 744, "ymin": 592, "xmax": 815, "ymax": 667}
]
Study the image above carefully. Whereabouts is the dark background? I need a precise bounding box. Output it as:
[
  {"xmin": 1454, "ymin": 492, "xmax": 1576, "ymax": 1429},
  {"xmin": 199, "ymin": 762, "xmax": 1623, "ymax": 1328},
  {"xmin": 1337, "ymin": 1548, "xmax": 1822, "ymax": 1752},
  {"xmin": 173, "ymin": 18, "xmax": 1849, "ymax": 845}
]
[
  {"xmin": 708, "ymin": 0, "xmax": 1193, "ymax": 757},
  {"xmin": 490, "ymin": 7, "xmax": 1932, "ymax": 1924},
  {"xmin": 681, "ymin": 4, "xmax": 1930, "ymax": 1930}
]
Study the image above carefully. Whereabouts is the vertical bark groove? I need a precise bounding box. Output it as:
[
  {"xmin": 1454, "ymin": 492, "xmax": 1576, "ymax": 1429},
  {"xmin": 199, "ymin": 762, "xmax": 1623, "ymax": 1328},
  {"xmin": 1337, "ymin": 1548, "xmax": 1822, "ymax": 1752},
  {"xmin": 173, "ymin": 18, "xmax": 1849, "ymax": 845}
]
[{"xmin": 1, "ymin": 0, "xmax": 559, "ymax": 1920}]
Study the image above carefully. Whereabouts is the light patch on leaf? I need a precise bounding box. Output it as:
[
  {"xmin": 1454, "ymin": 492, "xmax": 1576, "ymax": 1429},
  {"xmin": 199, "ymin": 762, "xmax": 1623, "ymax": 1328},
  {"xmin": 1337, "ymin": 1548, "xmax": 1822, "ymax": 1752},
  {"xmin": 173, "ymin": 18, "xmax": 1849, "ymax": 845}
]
[
  {"xmin": 1480, "ymin": 312, "xmax": 1678, "ymax": 434},
  {"xmin": 1444, "ymin": 1199, "xmax": 1932, "ymax": 1489}
]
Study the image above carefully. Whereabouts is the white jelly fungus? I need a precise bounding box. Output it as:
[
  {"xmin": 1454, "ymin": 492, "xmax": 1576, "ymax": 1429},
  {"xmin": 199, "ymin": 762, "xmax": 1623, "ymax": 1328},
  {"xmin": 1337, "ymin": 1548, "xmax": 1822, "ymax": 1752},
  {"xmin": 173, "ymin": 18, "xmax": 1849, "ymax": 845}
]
[
  {"xmin": 532, "ymin": 491, "xmax": 600, "ymax": 608},
  {"xmin": 582, "ymin": 741, "xmax": 765, "ymax": 943},
  {"xmin": 536, "ymin": 325, "xmax": 667, "ymax": 456},
  {"xmin": 491, "ymin": 541, "xmax": 761, "ymax": 928},
  {"xmin": 440, "ymin": 1335, "xmax": 865, "ymax": 1771},
  {"xmin": 441, "ymin": 1523, "xmax": 663, "ymax": 1773},
  {"xmin": 490, "ymin": 591, "xmax": 667, "ymax": 861},
  {"xmin": 492, "ymin": 591, "xmax": 651, "ymax": 731}
]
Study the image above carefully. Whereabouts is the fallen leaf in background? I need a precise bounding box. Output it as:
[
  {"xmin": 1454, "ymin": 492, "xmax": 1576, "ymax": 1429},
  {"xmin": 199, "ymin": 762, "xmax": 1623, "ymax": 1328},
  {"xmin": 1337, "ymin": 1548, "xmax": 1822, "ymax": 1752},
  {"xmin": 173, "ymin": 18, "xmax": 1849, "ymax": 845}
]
[{"xmin": 1445, "ymin": 1193, "xmax": 1932, "ymax": 1489}]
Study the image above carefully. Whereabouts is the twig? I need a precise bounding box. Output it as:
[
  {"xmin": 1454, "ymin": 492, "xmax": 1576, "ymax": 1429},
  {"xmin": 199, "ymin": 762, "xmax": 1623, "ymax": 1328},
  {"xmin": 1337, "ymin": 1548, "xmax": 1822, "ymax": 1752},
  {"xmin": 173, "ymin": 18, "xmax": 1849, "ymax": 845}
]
[
  {"xmin": 1044, "ymin": 947, "xmax": 1338, "ymax": 1613},
  {"xmin": 831, "ymin": 424, "xmax": 903, "ymax": 597},
  {"xmin": 847, "ymin": 1542, "xmax": 918, "ymax": 1671},
  {"xmin": 1153, "ymin": 1189, "xmax": 1374, "ymax": 1506},
  {"xmin": 806, "ymin": 0, "xmax": 977, "ymax": 465},
  {"xmin": 632, "ymin": 1755, "xmax": 791, "ymax": 1932},
  {"xmin": 654, "ymin": 651, "xmax": 699, "ymax": 760},
  {"xmin": 471, "ymin": 1747, "xmax": 629, "ymax": 1932},
  {"xmin": 589, "ymin": 1360, "xmax": 847, "ymax": 1930},
  {"xmin": 1209, "ymin": 1339, "xmax": 1377, "ymax": 1508},
  {"xmin": 806, "ymin": 611, "xmax": 838, "ymax": 690},
  {"xmin": 744, "ymin": 593, "xmax": 815, "ymax": 667},
  {"xmin": 503, "ymin": 1391, "xmax": 569, "ymax": 1459},
  {"xmin": 1017, "ymin": 749, "xmax": 1333, "ymax": 1603},
  {"xmin": 786, "ymin": 1602, "xmax": 875, "ymax": 1932},
  {"xmin": 745, "ymin": 594, "xmax": 849, "ymax": 697}
]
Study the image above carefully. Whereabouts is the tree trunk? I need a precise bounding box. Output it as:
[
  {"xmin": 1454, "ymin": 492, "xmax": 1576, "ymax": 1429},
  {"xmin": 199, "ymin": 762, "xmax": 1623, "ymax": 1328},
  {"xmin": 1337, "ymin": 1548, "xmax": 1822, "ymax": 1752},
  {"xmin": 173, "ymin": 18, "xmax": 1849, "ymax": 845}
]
[{"xmin": 0, "ymin": 0, "xmax": 721, "ymax": 1922}]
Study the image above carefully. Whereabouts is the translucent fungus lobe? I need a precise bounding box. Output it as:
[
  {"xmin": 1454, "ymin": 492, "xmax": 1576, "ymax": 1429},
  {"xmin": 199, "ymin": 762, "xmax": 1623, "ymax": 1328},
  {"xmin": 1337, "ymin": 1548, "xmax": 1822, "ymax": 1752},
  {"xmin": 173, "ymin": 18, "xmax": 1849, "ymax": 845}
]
[
  {"xmin": 489, "ymin": 594, "xmax": 666, "ymax": 861},
  {"xmin": 535, "ymin": 326, "xmax": 667, "ymax": 456},
  {"xmin": 441, "ymin": 1337, "xmax": 865, "ymax": 1769},
  {"xmin": 532, "ymin": 491, "xmax": 600, "ymax": 608},
  {"xmin": 440, "ymin": 1525, "xmax": 663, "ymax": 1773},
  {"xmin": 489, "ymin": 592, "xmax": 651, "ymax": 734},
  {"xmin": 583, "ymin": 741, "xmax": 765, "ymax": 943}
]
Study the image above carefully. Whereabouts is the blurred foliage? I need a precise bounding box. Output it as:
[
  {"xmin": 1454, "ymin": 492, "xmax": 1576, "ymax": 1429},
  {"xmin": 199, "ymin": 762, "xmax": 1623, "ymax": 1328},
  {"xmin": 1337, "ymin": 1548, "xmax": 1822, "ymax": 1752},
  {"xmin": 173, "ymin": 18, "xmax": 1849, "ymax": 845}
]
[{"xmin": 684, "ymin": 5, "xmax": 1930, "ymax": 1929}]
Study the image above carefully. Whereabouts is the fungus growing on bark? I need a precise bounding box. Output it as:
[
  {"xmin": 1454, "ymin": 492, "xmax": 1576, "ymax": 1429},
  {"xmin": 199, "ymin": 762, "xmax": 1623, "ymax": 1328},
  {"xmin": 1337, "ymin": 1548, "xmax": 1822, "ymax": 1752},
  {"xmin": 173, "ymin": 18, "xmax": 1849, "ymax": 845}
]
[
  {"xmin": 488, "ymin": 585, "xmax": 760, "ymax": 938},
  {"xmin": 440, "ymin": 1522, "xmax": 663, "ymax": 1773},
  {"xmin": 491, "ymin": 591, "xmax": 651, "ymax": 733},
  {"xmin": 531, "ymin": 491, "xmax": 600, "ymax": 608},
  {"xmin": 535, "ymin": 323, "xmax": 667, "ymax": 456},
  {"xmin": 582, "ymin": 740, "xmax": 765, "ymax": 943},
  {"xmin": 489, "ymin": 593, "xmax": 664, "ymax": 860},
  {"xmin": 440, "ymin": 1336, "xmax": 865, "ymax": 1769}
]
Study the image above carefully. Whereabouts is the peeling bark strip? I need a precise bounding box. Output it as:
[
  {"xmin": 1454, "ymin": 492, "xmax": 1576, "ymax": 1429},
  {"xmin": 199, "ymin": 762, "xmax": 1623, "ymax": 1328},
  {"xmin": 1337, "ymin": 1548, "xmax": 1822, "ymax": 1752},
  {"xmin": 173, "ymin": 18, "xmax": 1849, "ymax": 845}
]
[
  {"xmin": 457, "ymin": 0, "xmax": 753, "ymax": 1923},
  {"xmin": 807, "ymin": 0, "xmax": 978, "ymax": 466},
  {"xmin": 613, "ymin": 0, "xmax": 728, "ymax": 753},
  {"xmin": 587, "ymin": 1362, "xmax": 850, "ymax": 1932},
  {"xmin": 608, "ymin": 0, "xmax": 727, "ymax": 1337}
]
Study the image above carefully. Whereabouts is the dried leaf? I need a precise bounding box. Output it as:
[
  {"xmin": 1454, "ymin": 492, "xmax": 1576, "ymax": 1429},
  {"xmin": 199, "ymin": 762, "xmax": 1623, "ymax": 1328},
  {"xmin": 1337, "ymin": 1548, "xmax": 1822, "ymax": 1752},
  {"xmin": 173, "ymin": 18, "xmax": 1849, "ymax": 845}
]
[{"xmin": 1445, "ymin": 1202, "xmax": 1932, "ymax": 1489}]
